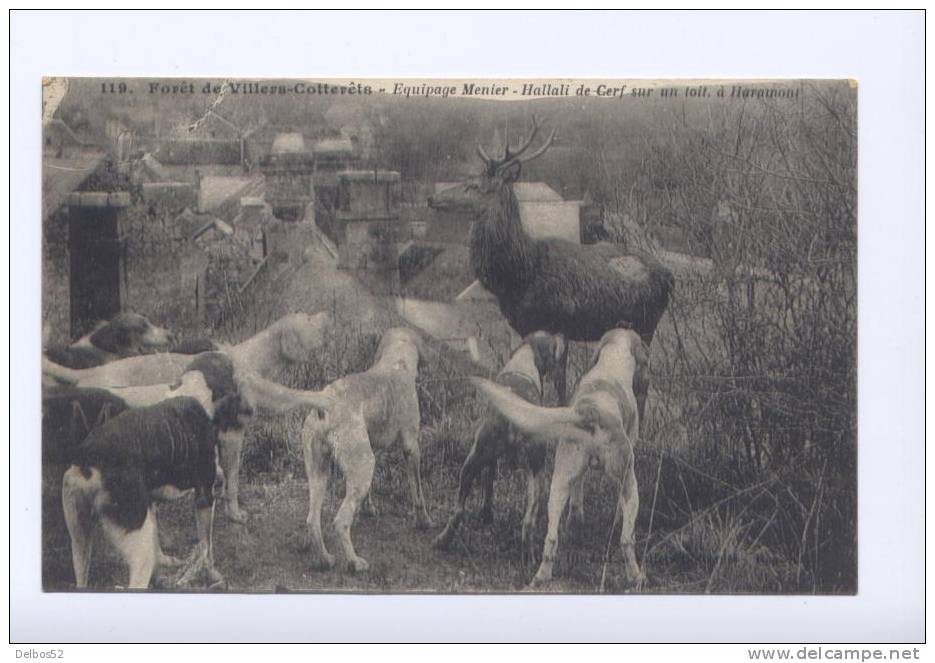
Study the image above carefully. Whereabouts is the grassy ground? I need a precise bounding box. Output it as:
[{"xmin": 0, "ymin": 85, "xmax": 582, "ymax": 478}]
[{"xmin": 41, "ymin": 231, "xmax": 836, "ymax": 595}]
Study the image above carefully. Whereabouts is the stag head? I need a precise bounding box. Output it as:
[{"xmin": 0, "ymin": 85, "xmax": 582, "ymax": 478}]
[{"xmin": 427, "ymin": 117, "xmax": 556, "ymax": 214}]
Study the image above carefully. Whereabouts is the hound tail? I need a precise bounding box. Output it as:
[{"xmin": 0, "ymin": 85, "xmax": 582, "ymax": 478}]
[
  {"xmin": 470, "ymin": 377, "xmax": 591, "ymax": 445},
  {"xmin": 241, "ymin": 374, "xmax": 335, "ymax": 415},
  {"xmin": 61, "ymin": 465, "xmax": 98, "ymax": 588},
  {"xmin": 43, "ymin": 357, "xmax": 79, "ymax": 386}
]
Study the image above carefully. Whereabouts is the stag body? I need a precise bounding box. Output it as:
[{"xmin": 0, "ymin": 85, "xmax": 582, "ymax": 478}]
[
  {"xmin": 470, "ymin": 185, "xmax": 672, "ymax": 343},
  {"xmin": 430, "ymin": 118, "xmax": 674, "ymax": 402}
]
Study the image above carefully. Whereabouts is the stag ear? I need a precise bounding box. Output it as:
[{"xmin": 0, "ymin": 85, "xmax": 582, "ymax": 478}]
[{"xmin": 499, "ymin": 161, "xmax": 522, "ymax": 185}]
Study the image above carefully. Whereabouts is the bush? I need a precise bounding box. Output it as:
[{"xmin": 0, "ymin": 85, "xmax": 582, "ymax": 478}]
[{"xmin": 613, "ymin": 82, "xmax": 857, "ymax": 593}]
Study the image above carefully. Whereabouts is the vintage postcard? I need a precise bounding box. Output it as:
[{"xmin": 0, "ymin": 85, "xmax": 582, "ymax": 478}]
[{"xmin": 40, "ymin": 77, "xmax": 856, "ymax": 595}]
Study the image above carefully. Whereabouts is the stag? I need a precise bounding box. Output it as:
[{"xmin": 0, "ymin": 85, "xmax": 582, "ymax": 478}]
[{"xmin": 428, "ymin": 117, "xmax": 674, "ymax": 406}]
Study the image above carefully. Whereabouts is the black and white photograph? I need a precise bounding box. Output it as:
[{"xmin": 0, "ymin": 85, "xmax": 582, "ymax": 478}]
[
  {"xmin": 8, "ymin": 7, "xmax": 927, "ymax": 648},
  {"xmin": 38, "ymin": 76, "xmax": 858, "ymax": 595}
]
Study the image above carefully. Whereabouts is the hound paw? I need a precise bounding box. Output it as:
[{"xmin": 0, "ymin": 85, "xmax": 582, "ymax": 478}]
[
  {"xmin": 347, "ymin": 556, "xmax": 370, "ymax": 573},
  {"xmin": 526, "ymin": 576, "xmax": 552, "ymax": 591},
  {"xmin": 527, "ymin": 567, "xmax": 553, "ymax": 589},
  {"xmin": 624, "ymin": 568, "xmax": 647, "ymax": 592},
  {"xmin": 206, "ymin": 567, "xmax": 228, "ymax": 591},
  {"xmin": 309, "ymin": 551, "xmax": 336, "ymax": 571}
]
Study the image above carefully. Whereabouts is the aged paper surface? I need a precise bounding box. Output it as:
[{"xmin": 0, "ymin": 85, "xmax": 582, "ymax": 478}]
[{"xmin": 41, "ymin": 78, "xmax": 856, "ymax": 594}]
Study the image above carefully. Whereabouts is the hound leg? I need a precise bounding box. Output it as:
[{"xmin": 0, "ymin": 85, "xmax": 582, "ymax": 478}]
[
  {"xmin": 152, "ymin": 507, "xmax": 183, "ymax": 568},
  {"xmin": 434, "ymin": 430, "xmax": 490, "ymax": 549},
  {"xmin": 618, "ymin": 449, "xmax": 645, "ymax": 588},
  {"xmin": 302, "ymin": 427, "xmax": 334, "ymax": 570},
  {"xmin": 566, "ymin": 474, "xmax": 586, "ymax": 538},
  {"xmin": 531, "ymin": 444, "xmax": 586, "ymax": 587},
  {"xmin": 62, "ymin": 466, "xmax": 95, "ymax": 588},
  {"xmin": 332, "ymin": 419, "xmax": 375, "ymax": 572},
  {"xmin": 479, "ymin": 459, "xmax": 496, "ymax": 525},
  {"xmin": 521, "ymin": 464, "xmax": 542, "ymax": 565},
  {"xmin": 101, "ymin": 509, "xmax": 157, "ymax": 590},
  {"xmin": 400, "ymin": 426, "xmax": 433, "ymax": 529},
  {"xmin": 193, "ymin": 501, "xmax": 224, "ymax": 586},
  {"xmin": 218, "ymin": 429, "xmax": 247, "ymax": 523}
]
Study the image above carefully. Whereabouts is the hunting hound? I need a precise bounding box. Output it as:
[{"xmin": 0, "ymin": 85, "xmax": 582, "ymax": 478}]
[
  {"xmin": 472, "ymin": 328, "xmax": 649, "ymax": 587},
  {"xmin": 45, "ymin": 312, "xmax": 176, "ymax": 369},
  {"xmin": 44, "ymin": 312, "xmax": 334, "ymax": 523},
  {"xmin": 43, "ymin": 312, "xmax": 330, "ymax": 389},
  {"xmin": 433, "ymin": 332, "xmax": 564, "ymax": 559},
  {"xmin": 61, "ymin": 353, "xmax": 251, "ymax": 589},
  {"xmin": 300, "ymin": 327, "xmax": 429, "ymax": 573}
]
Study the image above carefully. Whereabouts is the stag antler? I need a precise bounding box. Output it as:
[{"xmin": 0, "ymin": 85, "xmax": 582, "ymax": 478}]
[{"xmin": 477, "ymin": 116, "xmax": 556, "ymax": 174}]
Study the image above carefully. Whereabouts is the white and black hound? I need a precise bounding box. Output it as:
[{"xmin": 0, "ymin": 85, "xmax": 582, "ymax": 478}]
[
  {"xmin": 472, "ymin": 328, "xmax": 650, "ymax": 587},
  {"xmin": 433, "ymin": 331, "xmax": 564, "ymax": 560},
  {"xmin": 60, "ymin": 352, "xmax": 252, "ymax": 589},
  {"xmin": 43, "ymin": 312, "xmax": 330, "ymax": 389},
  {"xmin": 44, "ymin": 312, "xmax": 334, "ymax": 523},
  {"xmin": 45, "ymin": 312, "xmax": 177, "ymax": 369}
]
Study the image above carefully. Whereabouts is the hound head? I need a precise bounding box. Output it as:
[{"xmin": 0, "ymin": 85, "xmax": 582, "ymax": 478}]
[
  {"xmin": 427, "ymin": 117, "xmax": 556, "ymax": 218},
  {"xmin": 374, "ymin": 327, "xmax": 422, "ymax": 373},
  {"xmin": 525, "ymin": 331, "xmax": 566, "ymax": 382},
  {"xmin": 587, "ymin": 327, "xmax": 650, "ymax": 421},
  {"xmin": 591, "ymin": 328, "xmax": 648, "ymax": 374},
  {"xmin": 89, "ymin": 312, "xmax": 175, "ymax": 356},
  {"xmin": 182, "ymin": 352, "xmax": 254, "ymax": 431},
  {"xmin": 275, "ymin": 312, "xmax": 331, "ymax": 363}
]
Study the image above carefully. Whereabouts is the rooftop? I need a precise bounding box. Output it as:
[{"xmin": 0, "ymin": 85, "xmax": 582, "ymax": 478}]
[
  {"xmin": 314, "ymin": 137, "xmax": 354, "ymax": 156},
  {"xmin": 42, "ymin": 148, "xmax": 107, "ymax": 218},
  {"xmin": 339, "ymin": 169, "xmax": 400, "ymax": 183},
  {"xmin": 270, "ymin": 132, "xmax": 307, "ymax": 154}
]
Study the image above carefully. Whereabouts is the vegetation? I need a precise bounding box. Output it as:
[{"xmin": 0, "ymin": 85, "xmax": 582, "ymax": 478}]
[{"xmin": 43, "ymin": 81, "xmax": 856, "ymax": 593}]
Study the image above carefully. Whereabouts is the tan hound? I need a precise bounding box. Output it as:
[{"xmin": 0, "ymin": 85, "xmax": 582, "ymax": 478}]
[
  {"xmin": 300, "ymin": 327, "xmax": 429, "ymax": 573},
  {"xmin": 472, "ymin": 328, "xmax": 649, "ymax": 587}
]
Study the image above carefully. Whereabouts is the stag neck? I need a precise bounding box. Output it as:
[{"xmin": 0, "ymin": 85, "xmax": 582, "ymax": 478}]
[{"xmin": 470, "ymin": 183, "xmax": 537, "ymax": 293}]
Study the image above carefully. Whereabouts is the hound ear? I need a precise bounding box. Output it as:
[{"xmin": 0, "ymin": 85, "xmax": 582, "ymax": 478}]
[
  {"xmin": 279, "ymin": 328, "xmax": 306, "ymax": 362},
  {"xmin": 631, "ymin": 338, "xmax": 650, "ymax": 395},
  {"xmin": 499, "ymin": 161, "xmax": 522, "ymax": 185},
  {"xmin": 213, "ymin": 393, "xmax": 253, "ymax": 431},
  {"xmin": 90, "ymin": 322, "xmax": 131, "ymax": 353},
  {"xmin": 410, "ymin": 330, "xmax": 426, "ymax": 366}
]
